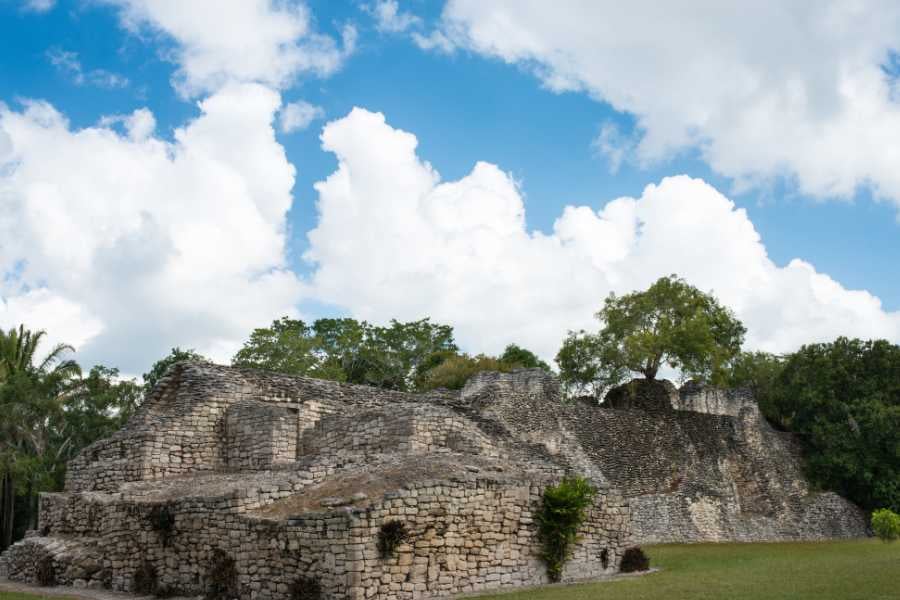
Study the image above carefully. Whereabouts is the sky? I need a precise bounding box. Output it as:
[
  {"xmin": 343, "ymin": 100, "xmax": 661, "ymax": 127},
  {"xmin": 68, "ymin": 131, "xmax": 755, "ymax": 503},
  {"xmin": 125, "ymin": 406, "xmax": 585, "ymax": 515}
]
[{"xmin": 2, "ymin": 0, "xmax": 900, "ymax": 375}]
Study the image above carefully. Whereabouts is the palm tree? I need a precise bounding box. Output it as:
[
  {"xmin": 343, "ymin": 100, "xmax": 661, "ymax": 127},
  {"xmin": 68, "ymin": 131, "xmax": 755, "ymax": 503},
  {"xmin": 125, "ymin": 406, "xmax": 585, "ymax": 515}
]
[{"xmin": 0, "ymin": 325, "xmax": 80, "ymax": 550}]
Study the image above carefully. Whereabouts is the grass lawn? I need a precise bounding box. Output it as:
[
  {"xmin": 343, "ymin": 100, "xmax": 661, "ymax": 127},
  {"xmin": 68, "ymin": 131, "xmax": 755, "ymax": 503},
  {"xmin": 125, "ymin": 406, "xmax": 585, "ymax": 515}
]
[
  {"xmin": 1, "ymin": 539, "xmax": 897, "ymax": 600},
  {"xmin": 483, "ymin": 539, "xmax": 898, "ymax": 600}
]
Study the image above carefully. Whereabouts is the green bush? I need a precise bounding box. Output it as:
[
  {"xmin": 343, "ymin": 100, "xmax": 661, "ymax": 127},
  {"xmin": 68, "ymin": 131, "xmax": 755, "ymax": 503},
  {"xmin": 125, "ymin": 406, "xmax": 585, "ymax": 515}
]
[
  {"xmin": 620, "ymin": 546, "xmax": 650, "ymax": 572},
  {"xmin": 537, "ymin": 476, "xmax": 597, "ymax": 582},
  {"xmin": 872, "ymin": 508, "xmax": 900, "ymax": 541}
]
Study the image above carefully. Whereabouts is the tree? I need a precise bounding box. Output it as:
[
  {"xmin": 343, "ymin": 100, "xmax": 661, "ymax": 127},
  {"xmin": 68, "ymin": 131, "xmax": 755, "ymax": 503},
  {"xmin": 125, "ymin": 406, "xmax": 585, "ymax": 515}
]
[
  {"xmin": 232, "ymin": 318, "xmax": 321, "ymax": 376},
  {"xmin": 763, "ymin": 338, "xmax": 900, "ymax": 512},
  {"xmin": 0, "ymin": 326, "xmax": 80, "ymax": 550},
  {"xmin": 556, "ymin": 275, "xmax": 746, "ymax": 394},
  {"xmin": 416, "ymin": 354, "xmax": 510, "ymax": 391},
  {"xmin": 232, "ymin": 317, "xmax": 458, "ymax": 392},
  {"xmin": 555, "ymin": 330, "xmax": 625, "ymax": 399},
  {"xmin": 142, "ymin": 347, "xmax": 206, "ymax": 395},
  {"xmin": 499, "ymin": 344, "xmax": 551, "ymax": 371},
  {"xmin": 724, "ymin": 351, "xmax": 786, "ymax": 422}
]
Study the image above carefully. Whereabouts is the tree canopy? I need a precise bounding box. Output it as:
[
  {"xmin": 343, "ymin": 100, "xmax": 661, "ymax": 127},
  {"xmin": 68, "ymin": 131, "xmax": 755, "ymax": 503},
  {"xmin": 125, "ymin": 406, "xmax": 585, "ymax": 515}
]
[
  {"xmin": 753, "ymin": 338, "xmax": 900, "ymax": 512},
  {"xmin": 556, "ymin": 275, "xmax": 746, "ymax": 395},
  {"xmin": 232, "ymin": 317, "xmax": 459, "ymax": 391}
]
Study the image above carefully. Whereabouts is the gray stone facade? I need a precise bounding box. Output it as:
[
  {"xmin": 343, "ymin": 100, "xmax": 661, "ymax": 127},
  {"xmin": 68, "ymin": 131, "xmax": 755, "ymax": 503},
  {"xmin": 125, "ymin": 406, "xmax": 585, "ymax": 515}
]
[{"xmin": 0, "ymin": 363, "xmax": 868, "ymax": 599}]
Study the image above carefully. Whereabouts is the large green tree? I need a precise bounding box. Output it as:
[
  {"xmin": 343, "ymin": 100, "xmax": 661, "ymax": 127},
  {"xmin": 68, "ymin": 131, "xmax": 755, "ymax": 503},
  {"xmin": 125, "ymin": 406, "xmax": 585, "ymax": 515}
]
[
  {"xmin": 0, "ymin": 326, "xmax": 80, "ymax": 550},
  {"xmin": 762, "ymin": 338, "xmax": 899, "ymax": 512},
  {"xmin": 556, "ymin": 275, "xmax": 746, "ymax": 395},
  {"xmin": 232, "ymin": 317, "xmax": 458, "ymax": 391}
]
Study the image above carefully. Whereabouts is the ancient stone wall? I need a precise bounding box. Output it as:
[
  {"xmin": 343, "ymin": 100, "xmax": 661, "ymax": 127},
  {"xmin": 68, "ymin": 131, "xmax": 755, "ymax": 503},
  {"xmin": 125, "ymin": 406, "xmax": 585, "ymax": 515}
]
[
  {"xmin": 1, "ymin": 363, "xmax": 871, "ymax": 600},
  {"xmin": 226, "ymin": 400, "xmax": 299, "ymax": 468},
  {"xmin": 3, "ymin": 474, "xmax": 630, "ymax": 600},
  {"xmin": 66, "ymin": 363, "xmax": 456, "ymax": 492}
]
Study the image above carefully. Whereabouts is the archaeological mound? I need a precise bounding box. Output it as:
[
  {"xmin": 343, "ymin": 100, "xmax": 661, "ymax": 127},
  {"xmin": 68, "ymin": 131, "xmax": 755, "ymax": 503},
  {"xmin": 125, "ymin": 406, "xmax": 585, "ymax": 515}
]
[{"xmin": 0, "ymin": 362, "xmax": 868, "ymax": 599}]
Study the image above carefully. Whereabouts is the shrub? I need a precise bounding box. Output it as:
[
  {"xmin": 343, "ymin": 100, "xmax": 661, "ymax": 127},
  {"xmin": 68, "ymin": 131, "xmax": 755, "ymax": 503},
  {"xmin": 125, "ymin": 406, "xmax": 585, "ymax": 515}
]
[
  {"xmin": 133, "ymin": 561, "xmax": 159, "ymax": 595},
  {"xmin": 290, "ymin": 575, "xmax": 322, "ymax": 600},
  {"xmin": 620, "ymin": 547, "xmax": 650, "ymax": 573},
  {"xmin": 205, "ymin": 549, "xmax": 239, "ymax": 600},
  {"xmin": 537, "ymin": 476, "xmax": 597, "ymax": 582},
  {"xmin": 872, "ymin": 508, "xmax": 900, "ymax": 542},
  {"xmin": 377, "ymin": 520, "xmax": 409, "ymax": 559},
  {"xmin": 35, "ymin": 554, "xmax": 56, "ymax": 586}
]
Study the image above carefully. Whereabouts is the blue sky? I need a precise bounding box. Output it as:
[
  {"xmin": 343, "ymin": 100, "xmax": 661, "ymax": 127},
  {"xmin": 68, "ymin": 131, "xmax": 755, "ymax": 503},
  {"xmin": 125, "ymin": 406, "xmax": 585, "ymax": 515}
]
[{"xmin": 2, "ymin": 1, "xmax": 900, "ymax": 373}]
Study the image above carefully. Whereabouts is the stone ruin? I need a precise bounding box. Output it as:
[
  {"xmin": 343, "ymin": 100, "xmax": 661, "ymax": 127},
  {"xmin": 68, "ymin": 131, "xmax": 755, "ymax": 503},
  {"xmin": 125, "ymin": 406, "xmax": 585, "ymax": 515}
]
[{"xmin": 0, "ymin": 362, "xmax": 868, "ymax": 599}]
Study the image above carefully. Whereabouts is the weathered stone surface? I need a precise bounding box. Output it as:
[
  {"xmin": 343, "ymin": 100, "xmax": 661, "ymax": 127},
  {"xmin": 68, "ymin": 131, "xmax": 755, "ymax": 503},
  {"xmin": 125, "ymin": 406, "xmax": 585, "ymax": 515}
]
[{"xmin": 0, "ymin": 363, "xmax": 868, "ymax": 600}]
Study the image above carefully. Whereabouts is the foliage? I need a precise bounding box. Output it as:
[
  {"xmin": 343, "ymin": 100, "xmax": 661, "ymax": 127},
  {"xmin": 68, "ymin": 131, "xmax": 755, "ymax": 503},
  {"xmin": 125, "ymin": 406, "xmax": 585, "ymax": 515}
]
[
  {"xmin": 761, "ymin": 338, "xmax": 899, "ymax": 512},
  {"xmin": 557, "ymin": 276, "xmax": 746, "ymax": 395},
  {"xmin": 232, "ymin": 317, "xmax": 458, "ymax": 391},
  {"xmin": 142, "ymin": 347, "xmax": 206, "ymax": 395},
  {"xmin": 499, "ymin": 344, "xmax": 552, "ymax": 371},
  {"xmin": 537, "ymin": 476, "xmax": 596, "ymax": 582},
  {"xmin": 0, "ymin": 326, "xmax": 81, "ymax": 551},
  {"xmin": 415, "ymin": 343, "xmax": 550, "ymax": 391},
  {"xmin": 555, "ymin": 330, "xmax": 624, "ymax": 400},
  {"xmin": 723, "ymin": 351, "xmax": 786, "ymax": 422},
  {"xmin": 205, "ymin": 549, "xmax": 239, "ymax": 600},
  {"xmin": 377, "ymin": 520, "xmax": 410, "ymax": 558},
  {"xmin": 0, "ymin": 325, "xmax": 144, "ymax": 551},
  {"xmin": 871, "ymin": 508, "xmax": 900, "ymax": 542},
  {"xmin": 290, "ymin": 576, "xmax": 322, "ymax": 600},
  {"xmin": 620, "ymin": 547, "xmax": 650, "ymax": 572},
  {"xmin": 415, "ymin": 354, "xmax": 509, "ymax": 390}
]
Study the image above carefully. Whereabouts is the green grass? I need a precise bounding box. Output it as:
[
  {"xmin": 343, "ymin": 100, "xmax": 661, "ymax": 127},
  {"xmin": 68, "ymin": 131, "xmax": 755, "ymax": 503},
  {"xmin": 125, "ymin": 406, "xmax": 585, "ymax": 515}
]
[
  {"xmin": 482, "ymin": 540, "xmax": 899, "ymax": 600},
  {"xmin": 1, "ymin": 540, "xmax": 897, "ymax": 600}
]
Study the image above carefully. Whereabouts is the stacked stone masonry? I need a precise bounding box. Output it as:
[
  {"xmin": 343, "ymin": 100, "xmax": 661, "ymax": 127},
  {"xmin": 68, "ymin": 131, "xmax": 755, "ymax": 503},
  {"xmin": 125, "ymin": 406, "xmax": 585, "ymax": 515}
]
[{"xmin": 0, "ymin": 363, "xmax": 868, "ymax": 600}]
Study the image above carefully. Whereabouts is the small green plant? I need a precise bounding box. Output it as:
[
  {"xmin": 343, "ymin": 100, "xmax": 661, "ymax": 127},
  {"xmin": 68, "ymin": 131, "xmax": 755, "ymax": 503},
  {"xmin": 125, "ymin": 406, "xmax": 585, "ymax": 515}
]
[
  {"xmin": 620, "ymin": 546, "xmax": 650, "ymax": 572},
  {"xmin": 537, "ymin": 476, "xmax": 597, "ymax": 582},
  {"xmin": 871, "ymin": 508, "xmax": 900, "ymax": 542},
  {"xmin": 377, "ymin": 520, "xmax": 410, "ymax": 559},
  {"xmin": 290, "ymin": 575, "xmax": 322, "ymax": 600}
]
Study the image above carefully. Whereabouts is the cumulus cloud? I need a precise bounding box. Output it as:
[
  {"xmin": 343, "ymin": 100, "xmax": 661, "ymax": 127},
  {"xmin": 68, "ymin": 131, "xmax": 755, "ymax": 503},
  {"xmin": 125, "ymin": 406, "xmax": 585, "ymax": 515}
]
[
  {"xmin": 0, "ymin": 83, "xmax": 303, "ymax": 373},
  {"xmin": 279, "ymin": 100, "xmax": 324, "ymax": 133},
  {"xmin": 103, "ymin": 0, "xmax": 356, "ymax": 97},
  {"xmin": 305, "ymin": 108, "xmax": 900, "ymax": 363},
  {"xmin": 422, "ymin": 1, "xmax": 900, "ymax": 208},
  {"xmin": 366, "ymin": 1, "xmax": 421, "ymax": 34}
]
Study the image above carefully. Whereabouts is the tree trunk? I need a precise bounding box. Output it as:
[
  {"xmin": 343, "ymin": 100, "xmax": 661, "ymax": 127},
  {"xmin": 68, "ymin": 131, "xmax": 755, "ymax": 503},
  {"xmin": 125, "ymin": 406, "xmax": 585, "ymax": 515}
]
[{"xmin": 0, "ymin": 471, "xmax": 14, "ymax": 551}]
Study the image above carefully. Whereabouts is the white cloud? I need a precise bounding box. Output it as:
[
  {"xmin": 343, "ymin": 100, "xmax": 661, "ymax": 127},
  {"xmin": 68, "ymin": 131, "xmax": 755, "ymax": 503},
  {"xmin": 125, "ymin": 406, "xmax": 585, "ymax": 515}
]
[
  {"xmin": 367, "ymin": 1, "xmax": 421, "ymax": 34},
  {"xmin": 305, "ymin": 108, "xmax": 900, "ymax": 363},
  {"xmin": 592, "ymin": 121, "xmax": 638, "ymax": 174},
  {"xmin": 46, "ymin": 48, "xmax": 130, "ymax": 89},
  {"xmin": 22, "ymin": 0, "xmax": 55, "ymax": 13},
  {"xmin": 422, "ymin": 1, "xmax": 900, "ymax": 209},
  {"xmin": 103, "ymin": 0, "xmax": 356, "ymax": 97},
  {"xmin": 0, "ymin": 83, "xmax": 304, "ymax": 373},
  {"xmin": 279, "ymin": 100, "xmax": 324, "ymax": 133}
]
